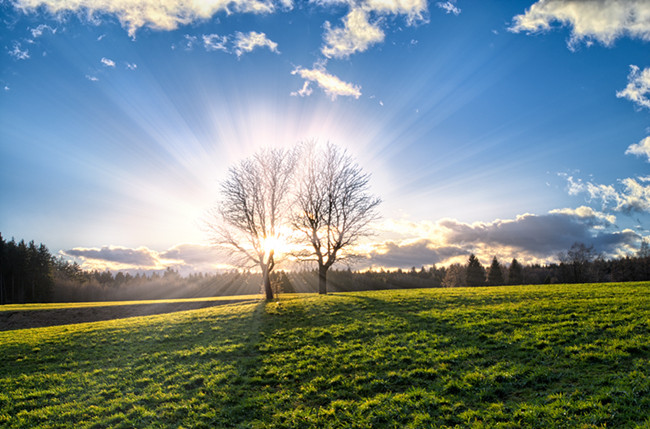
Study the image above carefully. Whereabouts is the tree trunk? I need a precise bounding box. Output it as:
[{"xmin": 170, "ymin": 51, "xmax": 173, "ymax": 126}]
[
  {"xmin": 318, "ymin": 264, "xmax": 327, "ymax": 295},
  {"xmin": 262, "ymin": 267, "xmax": 274, "ymax": 300}
]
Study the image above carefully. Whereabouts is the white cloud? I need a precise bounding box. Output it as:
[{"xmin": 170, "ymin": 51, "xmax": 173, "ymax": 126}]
[
  {"xmin": 14, "ymin": 0, "xmax": 286, "ymax": 37},
  {"xmin": 436, "ymin": 1, "xmax": 460, "ymax": 16},
  {"xmin": 203, "ymin": 33, "xmax": 228, "ymax": 52},
  {"xmin": 509, "ymin": 0, "xmax": 650, "ymax": 50},
  {"xmin": 182, "ymin": 34, "xmax": 198, "ymax": 50},
  {"xmin": 549, "ymin": 206, "xmax": 616, "ymax": 225},
  {"xmin": 626, "ymin": 135, "xmax": 650, "ymax": 162},
  {"xmin": 101, "ymin": 57, "xmax": 115, "ymax": 67},
  {"xmin": 232, "ymin": 31, "xmax": 279, "ymax": 57},
  {"xmin": 364, "ymin": 0, "xmax": 428, "ymax": 24},
  {"xmin": 617, "ymin": 65, "xmax": 650, "ymax": 110},
  {"xmin": 322, "ymin": 7, "xmax": 385, "ymax": 58},
  {"xmin": 125, "ymin": 62, "xmax": 137, "ymax": 70},
  {"xmin": 85, "ymin": 74, "xmax": 99, "ymax": 81},
  {"xmin": 291, "ymin": 81, "xmax": 313, "ymax": 97},
  {"xmin": 8, "ymin": 43, "xmax": 29, "ymax": 60},
  {"xmin": 565, "ymin": 175, "xmax": 650, "ymax": 214},
  {"xmin": 30, "ymin": 24, "xmax": 56, "ymax": 38},
  {"xmin": 291, "ymin": 64, "xmax": 361, "ymax": 100},
  {"xmin": 97, "ymin": 34, "xmax": 106, "ymax": 41},
  {"xmin": 4, "ymin": 85, "xmax": 9, "ymax": 91}
]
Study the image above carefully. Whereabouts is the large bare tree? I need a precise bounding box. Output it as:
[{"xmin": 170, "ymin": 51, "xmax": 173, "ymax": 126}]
[
  {"xmin": 205, "ymin": 148, "xmax": 296, "ymax": 300},
  {"xmin": 293, "ymin": 142, "xmax": 381, "ymax": 294}
]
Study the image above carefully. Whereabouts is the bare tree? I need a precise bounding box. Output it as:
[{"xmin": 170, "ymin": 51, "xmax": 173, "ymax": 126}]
[
  {"xmin": 205, "ymin": 148, "xmax": 296, "ymax": 300},
  {"xmin": 293, "ymin": 142, "xmax": 381, "ymax": 294}
]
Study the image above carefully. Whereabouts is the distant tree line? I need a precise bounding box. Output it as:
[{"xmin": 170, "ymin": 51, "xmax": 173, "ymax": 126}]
[{"xmin": 2, "ymin": 234, "xmax": 650, "ymax": 303}]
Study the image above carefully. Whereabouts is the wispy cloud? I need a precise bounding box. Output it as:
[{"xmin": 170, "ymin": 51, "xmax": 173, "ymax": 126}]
[
  {"xmin": 203, "ymin": 34, "xmax": 228, "ymax": 52},
  {"xmin": 232, "ymin": 31, "xmax": 279, "ymax": 57},
  {"xmin": 8, "ymin": 42, "xmax": 29, "ymax": 60},
  {"xmin": 564, "ymin": 174, "xmax": 650, "ymax": 214},
  {"xmin": 29, "ymin": 24, "xmax": 56, "ymax": 38},
  {"xmin": 85, "ymin": 74, "xmax": 99, "ymax": 81},
  {"xmin": 125, "ymin": 62, "xmax": 137, "ymax": 70},
  {"xmin": 291, "ymin": 81, "xmax": 313, "ymax": 97},
  {"xmin": 509, "ymin": 0, "xmax": 650, "ymax": 50},
  {"xmin": 626, "ymin": 136, "xmax": 650, "ymax": 162},
  {"xmin": 14, "ymin": 0, "xmax": 286, "ymax": 37},
  {"xmin": 322, "ymin": 8, "xmax": 384, "ymax": 58},
  {"xmin": 291, "ymin": 64, "xmax": 361, "ymax": 100},
  {"xmin": 617, "ymin": 65, "xmax": 650, "ymax": 110},
  {"xmin": 364, "ymin": 0, "xmax": 428, "ymax": 24},
  {"xmin": 436, "ymin": 1, "xmax": 460, "ymax": 16},
  {"xmin": 100, "ymin": 57, "xmax": 115, "ymax": 67}
]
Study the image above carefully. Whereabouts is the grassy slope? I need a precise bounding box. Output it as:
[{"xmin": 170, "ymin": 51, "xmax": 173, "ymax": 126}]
[{"xmin": 1, "ymin": 283, "xmax": 649, "ymax": 428}]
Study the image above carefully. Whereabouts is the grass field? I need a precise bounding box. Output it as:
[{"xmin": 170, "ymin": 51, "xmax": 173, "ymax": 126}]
[
  {"xmin": 0, "ymin": 295, "xmax": 261, "ymax": 312},
  {"xmin": 1, "ymin": 283, "xmax": 649, "ymax": 428}
]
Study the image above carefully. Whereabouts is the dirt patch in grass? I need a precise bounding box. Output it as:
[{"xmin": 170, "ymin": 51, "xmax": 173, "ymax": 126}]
[{"xmin": 0, "ymin": 299, "xmax": 254, "ymax": 331}]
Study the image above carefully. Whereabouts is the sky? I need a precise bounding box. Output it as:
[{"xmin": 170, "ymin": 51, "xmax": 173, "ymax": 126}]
[{"xmin": 1, "ymin": 0, "xmax": 649, "ymax": 273}]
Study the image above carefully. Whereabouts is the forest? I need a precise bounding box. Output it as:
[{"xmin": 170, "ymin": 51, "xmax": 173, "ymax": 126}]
[{"xmin": 1, "ymin": 233, "xmax": 649, "ymax": 304}]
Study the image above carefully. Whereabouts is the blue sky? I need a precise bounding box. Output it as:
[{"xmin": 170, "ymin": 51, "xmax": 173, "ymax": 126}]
[{"xmin": 1, "ymin": 0, "xmax": 649, "ymax": 273}]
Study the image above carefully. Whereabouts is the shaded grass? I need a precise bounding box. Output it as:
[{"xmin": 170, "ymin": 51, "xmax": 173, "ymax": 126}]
[{"xmin": 1, "ymin": 283, "xmax": 649, "ymax": 428}]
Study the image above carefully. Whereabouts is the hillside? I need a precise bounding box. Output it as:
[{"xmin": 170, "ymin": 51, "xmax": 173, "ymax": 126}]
[{"xmin": 1, "ymin": 283, "xmax": 649, "ymax": 428}]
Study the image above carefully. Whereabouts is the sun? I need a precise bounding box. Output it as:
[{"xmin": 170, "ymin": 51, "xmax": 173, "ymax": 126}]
[{"xmin": 261, "ymin": 235, "xmax": 294, "ymax": 258}]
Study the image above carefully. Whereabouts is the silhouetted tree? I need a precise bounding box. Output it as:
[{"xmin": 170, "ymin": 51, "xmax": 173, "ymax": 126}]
[
  {"xmin": 466, "ymin": 254, "xmax": 486, "ymax": 286},
  {"xmin": 292, "ymin": 142, "xmax": 381, "ymax": 294},
  {"xmin": 442, "ymin": 263, "xmax": 465, "ymax": 287},
  {"xmin": 486, "ymin": 256, "xmax": 504, "ymax": 286},
  {"xmin": 508, "ymin": 258, "xmax": 524, "ymax": 285},
  {"xmin": 559, "ymin": 242, "xmax": 597, "ymax": 283},
  {"xmin": 204, "ymin": 148, "xmax": 296, "ymax": 300}
]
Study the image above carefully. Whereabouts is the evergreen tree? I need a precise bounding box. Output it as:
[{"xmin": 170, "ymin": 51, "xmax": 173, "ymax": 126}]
[
  {"xmin": 487, "ymin": 256, "xmax": 504, "ymax": 286},
  {"xmin": 508, "ymin": 258, "xmax": 524, "ymax": 285},
  {"xmin": 466, "ymin": 254, "xmax": 486, "ymax": 286}
]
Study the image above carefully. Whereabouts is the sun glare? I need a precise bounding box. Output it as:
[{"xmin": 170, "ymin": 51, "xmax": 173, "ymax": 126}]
[{"xmin": 261, "ymin": 235, "xmax": 293, "ymax": 257}]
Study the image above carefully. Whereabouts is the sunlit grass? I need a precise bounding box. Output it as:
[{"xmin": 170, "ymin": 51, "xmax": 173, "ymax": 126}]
[
  {"xmin": 0, "ymin": 295, "xmax": 261, "ymax": 312},
  {"xmin": 1, "ymin": 283, "xmax": 649, "ymax": 428}
]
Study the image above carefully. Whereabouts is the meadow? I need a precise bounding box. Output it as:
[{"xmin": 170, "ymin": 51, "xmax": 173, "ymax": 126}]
[{"xmin": 1, "ymin": 283, "xmax": 648, "ymax": 428}]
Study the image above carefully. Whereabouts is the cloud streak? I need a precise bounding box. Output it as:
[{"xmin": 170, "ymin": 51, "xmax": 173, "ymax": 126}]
[
  {"xmin": 291, "ymin": 64, "xmax": 361, "ymax": 100},
  {"xmin": 101, "ymin": 57, "xmax": 115, "ymax": 67},
  {"xmin": 232, "ymin": 31, "xmax": 279, "ymax": 57},
  {"xmin": 510, "ymin": 0, "xmax": 650, "ymax": 50},
  {"xmin": 626, "ymin": 136, "xmax": 650, "ymax": 162}
]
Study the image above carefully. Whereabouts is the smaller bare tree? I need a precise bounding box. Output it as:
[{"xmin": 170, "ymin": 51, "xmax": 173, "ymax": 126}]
[
  {"xmin": 293, "ymin": 142, "xmax": 381, "ymax": 294},
  {"xmin": 205, "ymin": 148, "xmax": 296, "ymax": 300}
]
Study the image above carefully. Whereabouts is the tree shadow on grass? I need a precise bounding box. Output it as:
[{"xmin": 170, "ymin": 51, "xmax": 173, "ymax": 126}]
[{"xmin": 252, "ymin": 289, "xmax": 649, "ymax": 427}]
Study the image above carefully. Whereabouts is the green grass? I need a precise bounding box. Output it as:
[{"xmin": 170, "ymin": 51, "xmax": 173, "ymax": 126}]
[
  {"xmin": 1, "ymin": 283, "xmax": 649, "ymax": 428},
  {"xmin": 0, "ymin": 295, "xmax": 260, "ymax": 312}
]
